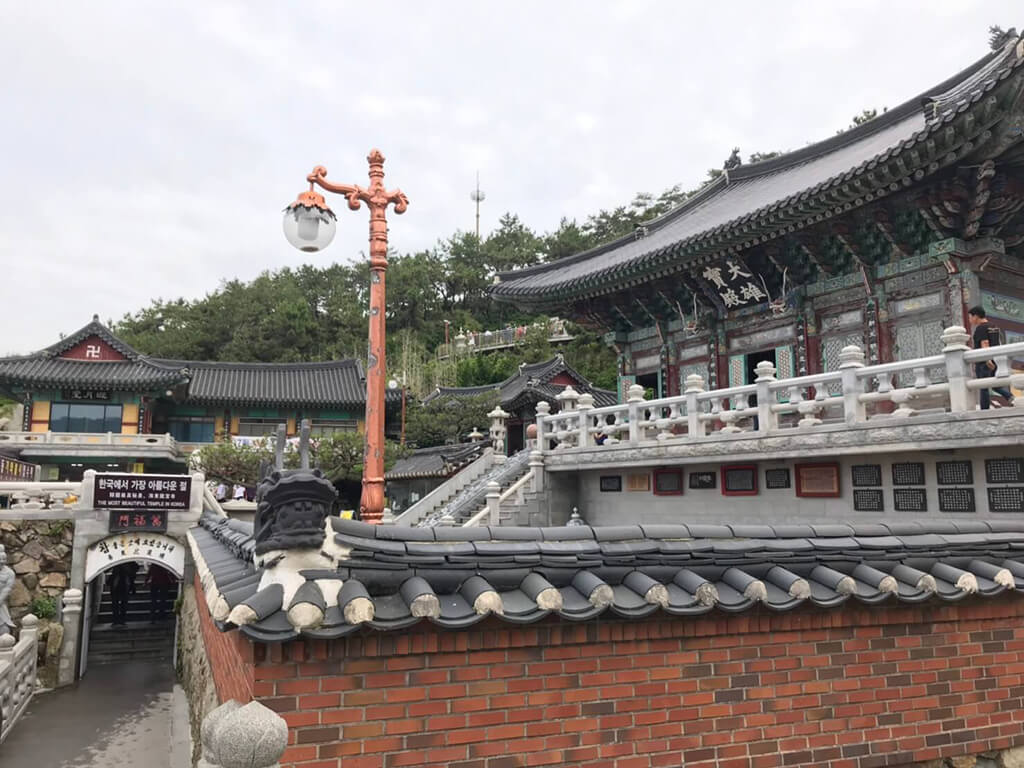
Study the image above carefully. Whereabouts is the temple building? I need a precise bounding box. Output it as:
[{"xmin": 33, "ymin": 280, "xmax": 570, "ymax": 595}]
[
  {"xmin": 0, "ymin": 317, "xmax": 393, "ymax": 480},
  {"xmin": 492, "ymin": 39, "xmax": 1024, "ymax": 400},
  {"xmin": 423, "ymin": 355, "xmax": 616, "ymax": 452}
]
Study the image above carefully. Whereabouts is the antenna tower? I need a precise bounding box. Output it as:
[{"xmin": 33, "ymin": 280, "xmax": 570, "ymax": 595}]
[{"xmin": 470, "ymin": 172, "xmax": 486, "ymax": 240}]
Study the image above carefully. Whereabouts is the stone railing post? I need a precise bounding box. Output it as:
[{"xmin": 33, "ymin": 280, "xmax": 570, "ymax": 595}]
[
  {"xmin": 0, "ymin": 632, "xmax": 14, "ymax": 700},
  {"xmin": 626, "ymin": 384, "xmax": 646, "ymax": 444},
  {"xmin": 576, "ymin": 393, "xmax": 594, "ymax": 448},
  {"xmin": 19, "ymin": 612, "xmax": 39, "ymax": 654},
  {"xmin": 57, "ymin": 589, "xmax": 83, "ymax": 687},
  {"xmin": 488, "ymin": 406, "xmax": 510, "ymax": 457},
  {"xmin": 941, "ymin": 325, "xmax": 972, "ymax": 412},
  {"xmin": 199, "ymin": 699, "xmax": 287, "ymax": 768},
  {"xmin": 838, "ymin": 345, "xmax": 867, "ymax": 426},
  {"xmin": 486, "ymin": 481, "xmax": 501, "ymax": 526},
  {"xmin": 80, "ymin": 469, "xmax": 97, "ymax": 510},
  {"xmin": 534, "ymin": 401, "xmax": 550, "ymax": 451},
  {"xmin": 684, "ymin": 374, "xmax": 706, "ymax": 437},
  {"xmin": 753, "ymin": 360, "xmax": 778, "ymax": 432},
  {"xmin": 529, "ymin": 450, "xmax": 544, "ymax": 494}
]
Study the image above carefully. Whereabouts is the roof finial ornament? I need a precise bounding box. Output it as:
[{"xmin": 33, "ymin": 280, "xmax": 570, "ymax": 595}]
[
  {"xmin": 92, "ymin": 314, "xmax": 99, "ymax": 323},
  {"xmin": 566, "ymin": 507, "xmax": 585, "ymax": 526}
]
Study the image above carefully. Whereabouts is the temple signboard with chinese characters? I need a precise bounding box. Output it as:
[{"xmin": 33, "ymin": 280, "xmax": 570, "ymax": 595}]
[
  {"xmin": 108, "ymin": 509, "xmax": 169, "ymax": 533},
  {"xmin": 84, "ymin": 533, "xmax": 185, "ymax": 581},
  {"xmin": 0, "ymin": 455, "xmax": 38, "ymax": 482},
  {"xmin": 94, "ymin": 473, "xmax": 192, "ymax": 510},
  {"xmin": 701, "ymin": 259, "xmax": 767, "ymax": 310}
]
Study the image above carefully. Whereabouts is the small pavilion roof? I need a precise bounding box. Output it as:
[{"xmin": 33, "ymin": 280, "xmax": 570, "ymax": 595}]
[
  {"xmin": 424, "ymin": 355, "xmax": 617, "ymax": 410},
  {"xmin": 384, "ymin": 442, "xmax": 489, "ymax": 480}
]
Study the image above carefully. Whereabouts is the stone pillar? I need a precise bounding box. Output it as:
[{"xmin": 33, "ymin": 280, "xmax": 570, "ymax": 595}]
[
  {"xmin": 56, "ymin": 588, "xmax": 82, "ymax": 687},
  {"xmin": 79, "ymin": 469, "xmax": 97, "ymax": 511},
  {"xmin": 576, "ymin": 393, "xmax": 594, "ymax": 449},
  {"xmin": 529, "ymin": 451, "xmax": 544, "ymax": 494},
  {"xmin": 534, "ymin": 401, "xmax": 550, "ymax": 451},
  {"xmin": 941, "ymin": 325, "xmax": 973, "ymax": 413},
  {"xmin": 838, "ymin": 345, "xmax": 867, "ymax": 426},
  {"xmin": 753, "ymin": 360, "xmax": 778, "ymax": 432},
  {"xmin": 189, "ymin": 471, "xmax": 205, "ymax": 516},
  {"xmin": 486, "ymin": 482, "xmax": 501, "ymax": 526},
  {"xmin": 199, "ymin": 699, "xmax": 287, "ymax": 768},
  {"xmin": 684, "ymin": 374, "xmax": 706, "ymax": 437},
  {"xmin": 626, "ymin": 384, "xmax": 646, "ymax": 444}
]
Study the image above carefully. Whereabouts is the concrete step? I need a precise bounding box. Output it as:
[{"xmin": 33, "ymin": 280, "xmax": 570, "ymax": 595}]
[
  {"xmin": 88, "ymin": 620, "xmax": 175, "ymax": 665},
  {"xmin": 89, "ymin": 648, "xmax": 173, "ymax": 666}
]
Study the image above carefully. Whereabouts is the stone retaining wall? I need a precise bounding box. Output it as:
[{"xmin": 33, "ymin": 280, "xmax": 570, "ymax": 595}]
[
  {"xmin": 177, "ymin": 579, "xmax": 247, "ymax": 767},
  {"xmin": 0, "ymin": 520, "xmax": 73, "ymax": 687}
]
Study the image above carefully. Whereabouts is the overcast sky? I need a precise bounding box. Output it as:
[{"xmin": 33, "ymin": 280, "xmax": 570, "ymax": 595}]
[{"xmin": 1, "ymin": 1, "xmax": 1016, "ymax": 353}]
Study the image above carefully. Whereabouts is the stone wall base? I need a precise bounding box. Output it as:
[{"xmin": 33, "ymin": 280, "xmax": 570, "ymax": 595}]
[
  {"xmin": 915, "ymin": 747, "xmax": 1024, "ymax": 767},
  {"xmin": 177, "ymin": 583, "xmax": 219, "ymax": 768}
]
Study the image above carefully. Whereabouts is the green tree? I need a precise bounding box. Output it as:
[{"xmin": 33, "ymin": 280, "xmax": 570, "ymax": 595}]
[
  {"xmin": 405, "ymin": 391, "xmax": 499, "ymax": 448},
  {"xmin": 191, "ymin": 432, "xmax": 405, "ymax": 487}
]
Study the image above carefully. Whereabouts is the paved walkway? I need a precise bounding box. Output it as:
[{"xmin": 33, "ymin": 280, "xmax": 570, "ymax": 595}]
[{"xmin": 0, "ymin": 661, "xmax": 190, "ymax": 768}]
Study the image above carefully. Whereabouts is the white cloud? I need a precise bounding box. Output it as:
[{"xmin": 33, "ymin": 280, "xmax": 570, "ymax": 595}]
[{"xmin": 0, "ymin": 0, "xmax": 1015, "ymax": 352}]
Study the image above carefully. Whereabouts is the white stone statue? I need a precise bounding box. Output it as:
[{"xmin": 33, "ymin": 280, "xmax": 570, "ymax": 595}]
[{"xmin": 0, "ymin": 544, "xmax": 14, "ymax": 635}]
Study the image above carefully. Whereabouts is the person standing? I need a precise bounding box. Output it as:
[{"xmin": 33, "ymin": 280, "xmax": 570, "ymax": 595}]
[
  {"xmin": 145, "ymin": 564, "xmax": 176, "ymax": 622},
  {"xmin": 109, "ymin": 562, "xmax": 138, "ymax": 626},
  {"xmin": 967, "ymin": 306, "xmax": 1014, "ymax": 410}
]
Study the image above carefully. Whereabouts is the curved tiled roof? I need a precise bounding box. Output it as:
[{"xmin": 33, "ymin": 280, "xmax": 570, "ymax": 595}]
[
  {"xmin": 164, "ymin": 359, "xmax": 368, "ymax": 407},
  {"xmin": 424, "ymin": 356, "xmax": 618, "ymax": 409},
  {"xmin": 384, "ymin": 442, "xmax": 488, "ymax": 480},
  {"xmin": 190, "ymin": 512, "xmax": 1024, "ymax": 644},
  {"xmin": 491, "ymin": 40, "xmax": 1024, "ymax": 305},
  {"xmin": 0, "ymin": 357, "xmax": 187, "ymax": 391},
  {"xmin": 0, "ymin": 317, "xmax": 375, "ymax": 408}
]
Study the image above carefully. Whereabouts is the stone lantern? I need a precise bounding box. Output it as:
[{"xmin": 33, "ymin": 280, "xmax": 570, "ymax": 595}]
[
  {"xmin": 488, "ymin": 405, "xmax": 510, "ymax": 456},
  {"xmin": 556, "ymin": 385, "xmax": 580, "ymax": 412}
]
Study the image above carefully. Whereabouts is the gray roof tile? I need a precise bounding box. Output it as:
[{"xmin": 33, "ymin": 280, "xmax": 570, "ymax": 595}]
[{"xmin": 192, "ymin": 512, "xmax": 1024, "ymax": 642}]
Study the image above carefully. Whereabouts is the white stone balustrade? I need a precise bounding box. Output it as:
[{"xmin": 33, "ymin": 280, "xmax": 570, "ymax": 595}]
[
  {"xmin": 0, "ymin": 613, "xmax": 39, "ymax": 744},
  {"xmin": 537, "ymin": 328, "xmax": 1024, "ymax": 451},
  {"xmin": 0, "ymin": 482, "xmax": 83, "ymax": 510}
]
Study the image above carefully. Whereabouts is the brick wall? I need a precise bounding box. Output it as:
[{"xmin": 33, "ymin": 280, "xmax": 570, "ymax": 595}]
[
  {"xmin": 228, "ymin": 596, "xmax": 1024, "ymax": 768},
  {"xmin": 194, "ymin": 573, "xmax": 254, "ymax": 704}
]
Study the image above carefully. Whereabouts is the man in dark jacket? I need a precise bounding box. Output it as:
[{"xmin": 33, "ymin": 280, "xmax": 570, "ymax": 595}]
[
  {"xmin": 968, "ymin": 306, "xmax": 1014, "ymax": 410},
  {"xmin": 108, "ymin": 562, "xmax": 138, "ymax": 626}
]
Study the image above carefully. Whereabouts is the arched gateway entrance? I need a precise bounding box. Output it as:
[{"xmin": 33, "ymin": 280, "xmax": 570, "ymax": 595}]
[
  {"xmin": 79, "ymin": 534, "xmax": 187, "ymax": 676},
  {"xmin": 85, "ymin": 533, "xmax": 186, "ymax": 583}
]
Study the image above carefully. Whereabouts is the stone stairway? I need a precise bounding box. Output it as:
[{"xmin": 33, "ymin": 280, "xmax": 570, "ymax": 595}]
[
  {"xmin": 88, "ymin": 570, "xmax": 176, "ymax": 665},
  {"xmin": 419, "ymin": 449, "xmax": 532, "ymax": 527}
]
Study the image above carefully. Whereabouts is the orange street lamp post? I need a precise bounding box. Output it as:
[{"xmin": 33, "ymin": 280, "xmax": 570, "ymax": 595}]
[{"xmin": 283, "ymin": 149, "xmax": 408, "ymax": 523}]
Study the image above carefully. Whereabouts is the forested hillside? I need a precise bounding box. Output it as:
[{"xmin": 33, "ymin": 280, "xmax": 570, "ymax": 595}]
[{"xmin": 113, "ymin": 148, "xmax": 783, "ymax": 397}]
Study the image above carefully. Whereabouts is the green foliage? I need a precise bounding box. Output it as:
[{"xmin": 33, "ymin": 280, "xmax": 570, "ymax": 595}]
[
  {"xmin": 190, "ymin": 432, "xmax": 407, "ymax": 487},
  {"xmin": 0, "ymin": 397, "xmax": 15, "ymax": 422},
  {"xmin": 46, "ymin": 519, "xmax": 72, "ymax": 537},
  {"xmin": 30, "ymin": 595, "xmax": 57, "ymax": 619},
  {"xmin": 405, "ymin": 391, "xmax": 499, "ymax": 449},
  {"xmin": 837, "ymin": 108, "xmax": 886, "ymax": 134}
]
